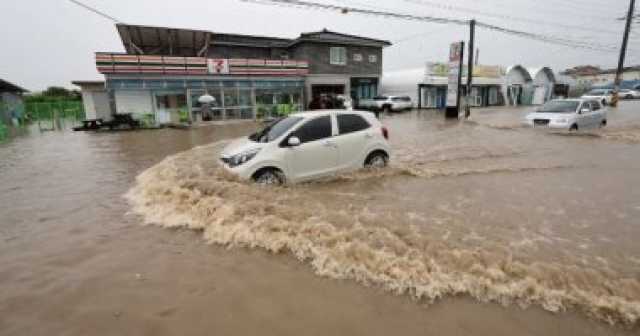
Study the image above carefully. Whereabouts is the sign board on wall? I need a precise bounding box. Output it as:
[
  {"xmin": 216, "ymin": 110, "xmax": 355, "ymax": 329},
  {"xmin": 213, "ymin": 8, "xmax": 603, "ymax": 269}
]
[
  {"xmin": 427, "ymin": 62, "xmax": 504, "ymax": 79},
  {"xmin": 446, "ymin": 42, "xmax": 464, "ymax": 108},
  {"xmin": 207, "ymin": 59, "xmax": 230, "ymax": 74}
]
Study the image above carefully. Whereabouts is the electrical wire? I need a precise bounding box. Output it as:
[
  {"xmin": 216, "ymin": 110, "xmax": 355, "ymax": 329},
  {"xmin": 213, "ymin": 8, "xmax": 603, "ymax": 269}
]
[
  {"xmin": 471, "ymin": 0, "xmax": 623, "ymax": 22},
  {"xmin": 402, "ymin": 0, "xmax": 622, "ymax": 35},
  {"xmin": 241, "ymin": 0, "xmax": 619, "ymax": 52},
  {"xmin": 67, "ymin": 0, "xmax": 122, "ymax": 23}
]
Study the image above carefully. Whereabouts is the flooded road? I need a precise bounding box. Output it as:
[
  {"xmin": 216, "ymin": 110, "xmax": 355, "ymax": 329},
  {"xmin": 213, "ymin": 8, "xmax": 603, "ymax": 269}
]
[{"xmin": 2, "ymin": 102, "xmax": 640, "ymax": 335}]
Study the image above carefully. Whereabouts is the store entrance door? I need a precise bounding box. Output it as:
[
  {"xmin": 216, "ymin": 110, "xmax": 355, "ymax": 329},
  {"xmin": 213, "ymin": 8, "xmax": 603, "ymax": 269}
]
[
  {"xmin": 311, "ymin": 85, "xmax": 344, "ymax": 97},
  {"xmin": 310, "ymin": 85, "xmax": 345, "ymax": 109}
]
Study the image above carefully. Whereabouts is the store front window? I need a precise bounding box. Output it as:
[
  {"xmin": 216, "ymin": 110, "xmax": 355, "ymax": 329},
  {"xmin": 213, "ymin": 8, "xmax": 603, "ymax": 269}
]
[
  {"xmin": 190, "ymin": 89, "xmax": 222, "ymax": 121},
  {"xmin": 256, "ymin": 88, "xmax": 303, "ymax": 119},
  {"xmin": 223, "ymin": 88, "xmax": 253, "ymax": 120}
]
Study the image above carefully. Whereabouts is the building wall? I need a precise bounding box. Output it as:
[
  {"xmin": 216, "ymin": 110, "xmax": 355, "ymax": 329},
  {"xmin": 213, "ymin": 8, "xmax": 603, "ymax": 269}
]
[
  {"xmin": 115, "ymin": 90, "xmax": 153, "ymax": 117},
  {"xmin": 290, "ymin": 42, "xmax": 383, "ymax": 75},
  {"xmin": 204, "ymin": 42, "xmax": 384, "ymax": 78},
  {"xmin": 0, "ymin": 92, "xmax": 24, "ymax": 124},
  {"xmin": 207, "ymin": 45, "xmax": 272, "ymax": 59},
  {"xmin": 574, "ymin": 70, "xmax": 640, "ymax": 87},
  {"xmin": 76, "ymin": 83, "xmax": 111, "ymax": 120}
]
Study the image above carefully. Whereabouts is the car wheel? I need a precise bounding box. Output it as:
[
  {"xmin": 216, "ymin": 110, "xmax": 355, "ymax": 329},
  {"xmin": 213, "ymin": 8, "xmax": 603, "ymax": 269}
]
[
  {"xmin": 365, "ymin": 151, "xmax": 389, "ymax": 168},
  {"xmin": 383, "ymin": 105, "xmax": 391, "ymax": 113},
  {"xmin": 600, "ymin": 119, "xmax": 607, "ymax": 128},
  {"xmin": 570, "ymin": 124, "xmax": 579, "ymax": 132},
  {"xmin": 253, "ymin": 168, "xmax": 285, "ymax": 186}
]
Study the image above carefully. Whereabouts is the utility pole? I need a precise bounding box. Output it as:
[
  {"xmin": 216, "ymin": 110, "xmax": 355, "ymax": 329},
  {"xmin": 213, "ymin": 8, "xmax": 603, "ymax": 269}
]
[
  {"xmin": 465, "ymin": 19, "xmax": 476, "ymax": 118},
  {"xmin": 612, "ymin": 0, "xmax": 636, "ymax": 107}
]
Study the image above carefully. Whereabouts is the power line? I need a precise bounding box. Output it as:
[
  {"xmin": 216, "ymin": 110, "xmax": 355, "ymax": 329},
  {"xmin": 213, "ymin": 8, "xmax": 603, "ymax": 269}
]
[
  {"xmin": 476, "ymin": 0, "xmax": 622, "ymax": 22},
  {"xmin": 67, "ymin": 0, "xmax": 122, "ymax": 23},
  {"xmin": 392, "ymin": 26, "xmax": 452, "ymax": 44},
  {"xmin": 241, "ymin": 0, "xmax": 618, "ymax": 52},
  {"xmin": 402, "ymin": 0, "xmax": 622, "ymax": 35}
]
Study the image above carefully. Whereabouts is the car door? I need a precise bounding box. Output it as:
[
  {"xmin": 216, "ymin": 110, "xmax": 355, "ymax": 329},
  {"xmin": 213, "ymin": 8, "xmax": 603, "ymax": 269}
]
[
  {"xmin": 590, "ymin": 100, "xmax": 605, "ymax": 126},
  {"xmin": 577, "ymin": 101, "xmax": 593, "ymax": 129},
  {"xmin": 334, "ymin": 113, "xmax": 373, "ymax": 170},
  {"xmin": 287, "ymin": 115, "xmax": 339, "ymax": 181}
]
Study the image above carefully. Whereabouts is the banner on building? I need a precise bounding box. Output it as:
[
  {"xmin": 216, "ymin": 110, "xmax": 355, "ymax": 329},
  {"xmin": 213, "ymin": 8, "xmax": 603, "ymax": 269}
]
[
  {"xmin": 208, "ymin": 59, "xmax": 230, "ymax": 74},
  {"xmin": 446, "ymin": 42, "xmax": 464, "ymax": 109}
]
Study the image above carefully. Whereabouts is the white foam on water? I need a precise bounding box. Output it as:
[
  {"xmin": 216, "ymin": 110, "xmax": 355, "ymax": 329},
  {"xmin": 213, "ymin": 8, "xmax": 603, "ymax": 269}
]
[{"xmin": 125, "ymin": 141, "xmax": 640, "ymax": 327}]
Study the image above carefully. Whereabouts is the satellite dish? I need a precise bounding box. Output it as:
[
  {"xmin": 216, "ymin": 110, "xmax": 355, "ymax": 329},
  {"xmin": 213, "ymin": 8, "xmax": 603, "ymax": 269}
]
[{"xmin": 198, "ymin": 94, "xmax": 216, "ymax": 104}]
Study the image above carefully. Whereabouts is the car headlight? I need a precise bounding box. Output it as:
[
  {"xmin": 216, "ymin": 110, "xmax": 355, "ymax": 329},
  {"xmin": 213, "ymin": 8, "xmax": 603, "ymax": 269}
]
[{"xmin": 228, "ymin": 148, "xmax": 260, "ymax": 167}]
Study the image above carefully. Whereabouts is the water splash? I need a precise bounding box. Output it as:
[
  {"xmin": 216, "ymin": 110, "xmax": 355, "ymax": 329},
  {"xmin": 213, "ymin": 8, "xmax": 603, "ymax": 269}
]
[{"xmin": 126, "ymin": 142, "xmax": 640, "ymax": 327}]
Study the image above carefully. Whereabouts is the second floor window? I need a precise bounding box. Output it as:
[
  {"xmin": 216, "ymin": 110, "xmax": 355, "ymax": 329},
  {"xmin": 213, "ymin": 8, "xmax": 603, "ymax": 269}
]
[
  {"xmin": 368, "ymin": 54, "xmax": 378, "ymax": 63},
  {"xmin": 330, "ymin": 47, "xmax": 347, "ymax": 66}
]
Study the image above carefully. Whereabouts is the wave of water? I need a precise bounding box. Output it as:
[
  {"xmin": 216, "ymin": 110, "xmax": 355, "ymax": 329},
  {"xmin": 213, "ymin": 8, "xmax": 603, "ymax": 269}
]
[{"xmin": 125, "ymin": 141, "xmax": 640, "ymax": 327}]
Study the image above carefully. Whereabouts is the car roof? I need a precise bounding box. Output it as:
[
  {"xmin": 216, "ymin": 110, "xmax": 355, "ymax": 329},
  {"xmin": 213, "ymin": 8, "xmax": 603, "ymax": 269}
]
[
  {"xmin": 289, "ymin": 109, "xmax": 373, "ymax": 118},
  {"xmin": 550, "ymin": 98, "xmax": 600, "ymax": 104}
]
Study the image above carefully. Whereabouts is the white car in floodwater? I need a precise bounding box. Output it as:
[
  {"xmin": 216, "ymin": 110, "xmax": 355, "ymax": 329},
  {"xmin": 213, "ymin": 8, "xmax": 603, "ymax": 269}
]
[
  {"xmin": 581, "ymin": 89, "xmax": 614, "ymax": 106},
  {"xmin": 220, "ymin": 110, "xmax": 391, "ymax": 185},
  {"xmin": 523, "ymin": 99, "xmax": 608, "ymax": 131}
]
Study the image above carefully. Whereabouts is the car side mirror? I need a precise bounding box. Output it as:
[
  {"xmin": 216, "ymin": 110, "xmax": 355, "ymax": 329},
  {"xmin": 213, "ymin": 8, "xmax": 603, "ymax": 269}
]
[
  {"xmin": 580, "ymin": 108, "xmax": 590, "ymax": 114},
  {"xmin": 287, "ymin": 136, "xmax": 301, "ymax": 147}
]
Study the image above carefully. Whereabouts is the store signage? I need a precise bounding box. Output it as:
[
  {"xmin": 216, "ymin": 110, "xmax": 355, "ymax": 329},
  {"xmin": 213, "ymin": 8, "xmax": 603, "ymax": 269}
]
[
  {"xmin": 427, "ymin": 62, "xmax": 504, "ymax": 79},
  {"xmin": 446, "ymin": 42, "xmax": 464, "ymax": 108},
  {"xmin": 208, "ymin": 59, "xmax": 230, "ymax": 74}
]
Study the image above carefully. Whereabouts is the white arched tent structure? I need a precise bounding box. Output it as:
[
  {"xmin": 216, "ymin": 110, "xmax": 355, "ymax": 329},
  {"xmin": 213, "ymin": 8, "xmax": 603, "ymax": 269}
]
[
  {"xmin": 528, "ymin": 67, "xmax": 556, "ymax": 105},
  {"xmin": 380, "ymin": 68, "xmax": 426, "ymax": 103},
  {"xmin": 504, "ymin": 65, "xmax": 533, "ymax": 106}
]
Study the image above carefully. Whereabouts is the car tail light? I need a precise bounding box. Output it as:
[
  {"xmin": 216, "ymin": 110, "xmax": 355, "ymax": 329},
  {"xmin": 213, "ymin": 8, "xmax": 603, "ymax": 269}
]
[{"xmin": 381, "ymin": 126, "xmax": 389, "ymax": 140}]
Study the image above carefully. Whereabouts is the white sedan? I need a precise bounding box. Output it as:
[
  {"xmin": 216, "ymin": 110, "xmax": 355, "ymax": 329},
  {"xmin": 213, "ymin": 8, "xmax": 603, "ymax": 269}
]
[
  {"xmin": 523, "ymin": 99, "xmax": 607, "ymax": 131},
  {"xmin": 220, "ymin": 110, "xmax": 391, "ymax": 185},
  {"xmin": 619, "ymin": 89, "xmax": 640, "ymax": 99},
  {"xmin": 581, "ymin": 89, "xmax": 613, "ymax": 106}
]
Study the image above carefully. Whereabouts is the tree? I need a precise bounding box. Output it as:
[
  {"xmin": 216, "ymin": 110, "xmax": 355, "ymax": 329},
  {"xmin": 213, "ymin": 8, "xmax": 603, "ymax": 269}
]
[
  {"xmin": 25, "ymin": 86, "xmax": 82, "ymax": 103},
  {"xmin": 43, "ymin": 86, "xmax": 74, "ymax": 98}
]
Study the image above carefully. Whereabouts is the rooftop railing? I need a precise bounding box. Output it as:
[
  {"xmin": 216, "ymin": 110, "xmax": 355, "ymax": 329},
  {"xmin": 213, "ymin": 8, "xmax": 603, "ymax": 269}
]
[{"xmin": 96, "ymin": 53, "xmax": 309, "ymax": 76}]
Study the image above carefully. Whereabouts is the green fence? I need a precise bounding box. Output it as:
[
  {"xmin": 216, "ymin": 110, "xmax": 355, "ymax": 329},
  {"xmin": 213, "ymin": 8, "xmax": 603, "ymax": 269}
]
[{"xmin": 24, "ymin": 101, "xmax": 85, "ymax": 130}]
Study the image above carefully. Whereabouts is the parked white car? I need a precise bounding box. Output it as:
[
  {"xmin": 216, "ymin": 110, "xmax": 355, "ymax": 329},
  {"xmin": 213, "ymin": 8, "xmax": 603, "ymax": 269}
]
[
  {"xmin": 220, "ymin": 110, "xmax": 391, "ymax": 184},
  {"xmin": 358, "ymin": 96, "xmax": 413, "ymax": 112},
  {"xmin": 581, "ymin": 89, "xmax": 614, "ymax": 106},
  {"xmin": 618, "ymin": 89, "xmax": 640, "ymax": 100},
  {"xmin": 523, "ymin": 99, "xmax": 607, "ymax": 131}
]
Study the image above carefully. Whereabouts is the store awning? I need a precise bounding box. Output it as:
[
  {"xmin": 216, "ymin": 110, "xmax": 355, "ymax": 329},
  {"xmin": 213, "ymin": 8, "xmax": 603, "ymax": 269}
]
[{"xmin": 116, "ymin": 24, "xmax": 211, "ymax": 56}]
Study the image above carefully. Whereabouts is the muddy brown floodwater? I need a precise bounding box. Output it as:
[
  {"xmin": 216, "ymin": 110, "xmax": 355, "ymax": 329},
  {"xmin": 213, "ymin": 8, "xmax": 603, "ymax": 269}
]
[{"xmin": 2, "ymin": 102, "xmax": 640, "ymax": 335}]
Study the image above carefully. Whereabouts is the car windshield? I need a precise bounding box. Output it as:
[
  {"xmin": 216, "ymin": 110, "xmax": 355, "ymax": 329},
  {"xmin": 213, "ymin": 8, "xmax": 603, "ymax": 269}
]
[
  {"xmin": 373, "ymin": 96, "xmax": 388, "ymax": 100},
  {"xmin": 249, "ymin": 116, "xmax": 303, "ymax": 143},
  {"xmin": 537, "ymin": 100, "xmax": 579, "ymax": 113}
]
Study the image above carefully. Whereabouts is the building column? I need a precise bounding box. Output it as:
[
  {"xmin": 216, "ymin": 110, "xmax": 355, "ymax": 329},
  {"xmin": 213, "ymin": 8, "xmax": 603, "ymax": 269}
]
[
  {"xmin": 186, "ymin": 88, "xmax": 194, "ymax": 123},
  {"xmin": 251, "ymin": 86, "xmax": 257, "ymax": 120}
]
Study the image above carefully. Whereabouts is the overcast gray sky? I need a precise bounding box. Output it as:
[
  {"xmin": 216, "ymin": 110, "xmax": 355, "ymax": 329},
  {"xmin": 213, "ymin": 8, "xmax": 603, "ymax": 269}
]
[{"xmin": 0, "ymin": 0, "xmax": 637, "ymax": 91}]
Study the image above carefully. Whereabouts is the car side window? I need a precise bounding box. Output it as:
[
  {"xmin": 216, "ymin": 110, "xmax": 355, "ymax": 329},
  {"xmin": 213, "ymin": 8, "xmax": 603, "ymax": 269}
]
[
  {"xmin": 591, "ymin": 101, "xmax": 601, "ymax": 111},
  {"xmin": 581, "ymin": 102, "xmax": 592, "ymax": 112},
  {"xmin": 291, "ymin": 116, "xmax": 332, "ymax": 144},
  {"xmin": 338, "ymin": 114, "xmax": 370, "ymax": 135}
]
